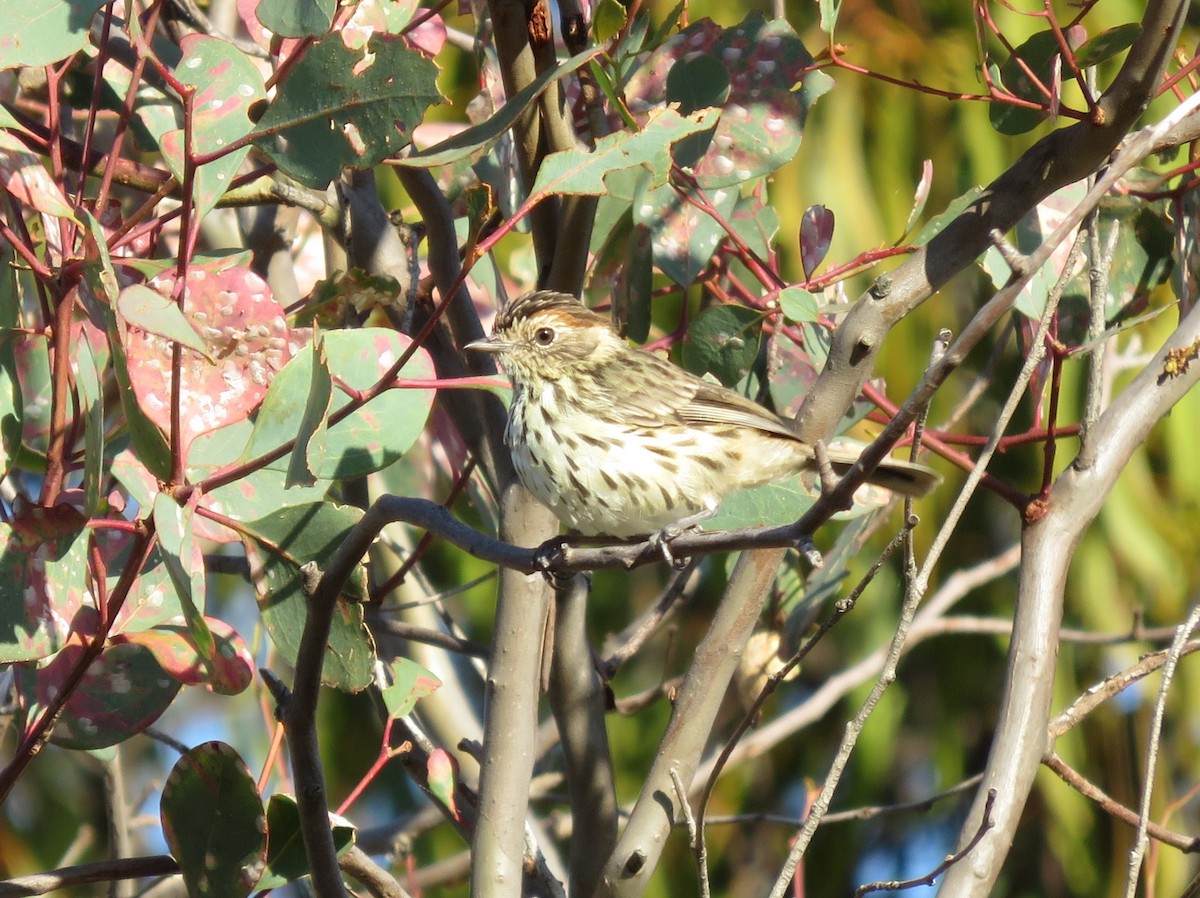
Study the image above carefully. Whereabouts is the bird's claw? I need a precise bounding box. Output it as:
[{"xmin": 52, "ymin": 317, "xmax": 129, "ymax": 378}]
[
  {"xmin": 533, "ymin": 535, "xmax": 573, "ymax": 582},
  {"xmin": 649, "ymin": 527, "xmax": 693, "ymax": 569}
]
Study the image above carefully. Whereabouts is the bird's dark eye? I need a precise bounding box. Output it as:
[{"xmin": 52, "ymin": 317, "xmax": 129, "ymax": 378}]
[{"xmin": 534, "ymin": 326, "xmax": 555, "ymax": 346}]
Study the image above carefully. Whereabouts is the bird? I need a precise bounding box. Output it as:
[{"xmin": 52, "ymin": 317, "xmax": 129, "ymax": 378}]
[{"xmin": 467, "ymin": 290, "xmax": 939, "ymax": 541}]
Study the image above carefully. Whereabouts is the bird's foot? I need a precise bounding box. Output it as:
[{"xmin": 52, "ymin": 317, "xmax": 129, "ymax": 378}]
[
  {"xmin": 533, "ymin": 534, "xmax": 573, "ymax": 582},
  {"xmin": 648, "ymin": 507, "xmax": 716, "ymax": 568}
]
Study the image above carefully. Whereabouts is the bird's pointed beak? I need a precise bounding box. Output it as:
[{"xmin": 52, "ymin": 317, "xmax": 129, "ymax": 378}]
[{"xmin": 465, "ymin": 336, "xmax": 506, "ymax": 353}]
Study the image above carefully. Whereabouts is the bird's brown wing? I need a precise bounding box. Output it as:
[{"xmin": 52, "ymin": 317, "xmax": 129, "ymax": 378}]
[
  {"xmin": 598, "ymin": 348, "xmax": 797, "ymax": 439},
  {"xmin": 680, "ymin": 378, "xmax": 798, "ymax": 439},
  {"xmin": 590, "ymin": 349, "xmax": 700, "ymax": 426}
]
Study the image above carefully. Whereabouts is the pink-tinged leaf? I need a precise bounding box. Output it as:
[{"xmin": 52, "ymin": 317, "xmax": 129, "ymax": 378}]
[
  {"xmin": 114, "ymin": 617, "xmax": 254, "ymax": 694},
  {"xmin": 235, "ymin": 0, "xmax": 277, "ymax": 53},
  {"xmin": 405, "ymin": 13, "xmax": 446, "ymax": 56},
  {"xmin": 381, "ymin": 657, "xmax": 441, "ymax": 719},
  {"xmin": 902, "ymin": 160, "xmax": 934, "ymax": 237},
  {"xmin": 0, "ymin": 505, "xmax": 89, "ymax": 663},
  {"xmin": 161, "ymin": 743, "xmax": 267, "ymax": 898},
  {"xmin": 0, "ymin": 143, "xmax": 76, "ymax": 219},
  {"xmin": 427, "ymin": 748, "xmax": 460, "ymax": 821},
  {"xmin": 17, "ymin": 636, "xmax": 182, "ymax": 750},
  {"xmin": 799, "ymin": 205, "xmax": 835, "ymax": 280},
  {"xmin": 124, "ymin": 267, "xmax": 291, "ymax": 459}
]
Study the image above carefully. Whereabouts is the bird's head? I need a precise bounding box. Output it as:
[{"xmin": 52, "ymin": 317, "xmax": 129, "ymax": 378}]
[{"xmin": 466, "ymin": 291, "xmax": 624, "ymax": 384}]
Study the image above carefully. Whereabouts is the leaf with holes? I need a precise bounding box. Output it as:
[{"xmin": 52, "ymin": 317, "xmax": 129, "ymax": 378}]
[
  {"xmin": 123, "ymin": 267, "xmax": 291, "ymax": 460},
  {"xmin": 242, "ymin": 502, "xmax": 374, "ymax": 691},
  {"xmin": 160, "ymin": 35, "xmax": 266, "ymax": 218},
  {"xmin": 252, "ymin": 34, "xmax": 440, "ymax": 187},
  {"xmin": 161, "ymin": 742, "xmax": 267, "ymax": 898},
  {"xmin": 527, "ymin": 106, "xmax": 720, "ymax": 202},
  {"xmin": 341, "ymin": 0, "xmax": 421, "ymax": 48}
]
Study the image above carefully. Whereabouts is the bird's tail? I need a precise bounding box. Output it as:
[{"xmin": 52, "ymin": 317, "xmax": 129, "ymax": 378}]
[{"xmin": 826, "ymin": 451, "xmax": 942, "ymax": 498}]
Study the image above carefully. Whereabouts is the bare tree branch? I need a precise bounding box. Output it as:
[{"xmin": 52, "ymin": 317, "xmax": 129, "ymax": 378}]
[{"xmin": 937, "ymin": 246, "xmax": 1200, "ymax": 898}]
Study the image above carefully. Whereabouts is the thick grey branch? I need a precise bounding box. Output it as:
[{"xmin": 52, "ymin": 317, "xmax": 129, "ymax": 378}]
[{"xmin": 936, "ymin": 299, "xmax": 1200, "ymax": 897}]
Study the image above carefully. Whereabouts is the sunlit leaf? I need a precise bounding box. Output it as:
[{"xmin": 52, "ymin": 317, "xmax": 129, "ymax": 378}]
[
  {"xmin": 381, "ymin": 657, "xmax": 441, "ymax": 718},
  {"xmin": 253, "ymin": 34, "xmax": 440, "ymax": 187},
  {"xmin": 0, "ymin": 0, "xmax": 109, "ymax": 68},
  {"xmin": 527, "ymin": 106, "xmax": 720, "ymax": 201}
]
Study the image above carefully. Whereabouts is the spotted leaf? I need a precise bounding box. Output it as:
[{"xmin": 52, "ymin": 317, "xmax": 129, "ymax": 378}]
[{"xmin": 123, "ymin": 266, "xmax": 291, "ymax": 460}]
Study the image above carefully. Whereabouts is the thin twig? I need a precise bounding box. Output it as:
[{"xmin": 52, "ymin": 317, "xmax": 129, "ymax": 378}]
[
  {"xmin": 1123, "ymin": 603, "xmax": 1200, "ymax": 896},
  {"xmin": 670, "ymin": 768, "xmax": 709, "ymax": 898},
  {"xmin": 854, "ymin": 790, "xmax": 997, "ymax": 897},
  {"xmin": 1044, "ymin": 752, "xmax": 1200, "ymax": 852}
]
